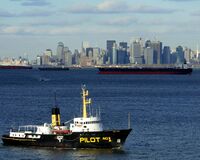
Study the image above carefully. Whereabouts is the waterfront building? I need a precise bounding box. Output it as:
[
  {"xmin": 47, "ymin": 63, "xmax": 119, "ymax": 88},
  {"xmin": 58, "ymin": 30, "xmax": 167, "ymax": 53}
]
[
  {"xmin": 82, "ymin": 41, "xmax": 90, "ymax": 56},
  {"xmin": 63, "ymin": 47, "xmax": 72, "ymax": 66},
  {"xmin": 162, "ymin": 46, "xmax": 171, "ymax": 64},
  {"xmin": 119, "ymin": 42, "xmax": 128, "ymax": 50},
  {"xmin": 152, "ymin": 41, "xmax": 162, "ymax": 64},
  {"xmin": 42, "ymin": 54, "xmax": 51, "ymax": 65},
  {"xmin": 144, "ymin": 40, "xmax": 162, "ymax": 64},
  {"xmin": 112, "ymin": 43, "xmax": 118, "ymax": 65},
  {"xmin": 144, "ymin": 47, "xmax": 154, "ymax": 64},
  {"xmin": 72, "ymin": 49, "xmax": 80, "ymax": 65},
  {"xmin": 176, "ymin": 46, "xmax": 185, "ymax": 64},
  {"xmin": 57, "ymin": 42, "xmax": 64, "ymax": 63},
  {"xmin": 86, "ymin": 47, "xmax": 93, "ymax": 58},
  {"xmin": 184, "ymin": 47, "xmax": 192, "ymax": 63},
  {"xmin": 93, "ymin": 47, "xmax": 100, "ymax": 61},
  {"xmin": 44, "ymin": 49, "xmax": 53, "ymax": 57},
  {"xmin": 106, "ymin": 40, "xmax": 116, "ymax": 64},
  {"xmin": 36, "ymin": 55, "xmax": 42, "ymax": 65},
  {"xmin": 130, "ymin": 40, "xmax": 143, "ymax": 64}
]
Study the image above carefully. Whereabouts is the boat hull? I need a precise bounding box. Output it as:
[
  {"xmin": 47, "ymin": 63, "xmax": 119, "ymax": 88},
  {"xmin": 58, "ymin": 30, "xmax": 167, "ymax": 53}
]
[
  {"xmin": 0, "ymin": 65, "xmax": 32, "ymax": 69},
  {"xmin": 2, "ymin": 129, "xmax": 132, "ymax": 149},
  {"xmin": 38, "ymin": 67, "xmax": 69, "ymax": 71},
  {"xmin": 98, "ymin": 67, "xmax": 192, "ymax": 75}
]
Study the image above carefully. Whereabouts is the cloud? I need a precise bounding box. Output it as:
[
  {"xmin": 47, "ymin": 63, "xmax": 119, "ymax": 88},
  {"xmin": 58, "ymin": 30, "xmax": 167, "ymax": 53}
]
[
  {"xmin": 10, "ymin": 0, "xmax": 50, "ymax": 7},
  {"xmin": 68, "ymin": 0, "xmax": 178, "ymax": 14},
  {"xmin": 165, "ymin": 0, "xmax": 198, "ymax": 1},
  {"xmin": 19, "ymin": 10, "xmax": 53, "ymax": 17},
  {"xmin": 0, "ymin": 10, "xmax": 16, "ymax": 17},
  {"xmin": 191, "ymin": 10, "xmax": 200, "ymax": 16},
  {"xmin": 0, "ymin": 25, "xmax": 82, "ymax": 35},
  {"xmin": 100, "ymin": 17, "xmax": 138, "ymax": 26}
]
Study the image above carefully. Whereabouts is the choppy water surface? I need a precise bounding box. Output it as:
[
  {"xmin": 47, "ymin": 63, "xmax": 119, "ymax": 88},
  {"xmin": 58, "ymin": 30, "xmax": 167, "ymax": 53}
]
[{"xmin": 0, "ymin": 69, "xmax": 200, "ymax": 160}]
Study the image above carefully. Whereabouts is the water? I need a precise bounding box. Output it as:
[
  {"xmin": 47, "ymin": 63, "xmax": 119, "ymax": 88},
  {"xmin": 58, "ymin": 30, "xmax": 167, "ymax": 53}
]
[{"xmin": 0, "ymin": 69, "xmax": 200, "ymax": 160}]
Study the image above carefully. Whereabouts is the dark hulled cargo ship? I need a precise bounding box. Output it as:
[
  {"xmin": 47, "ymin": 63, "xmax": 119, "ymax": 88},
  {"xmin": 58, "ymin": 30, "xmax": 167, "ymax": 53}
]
[
  {"xmin": 2, "ymin": 86, "xmax": 132, "ymax": 149},
  {"xmin": 98, "ymin": 66, "xmax": 192, "ymax": 75},
  {"xmin": 0, "ymin": 65, "xmax": 32, "ymax": 69},
  {"xmin": 38, "ymin": 66, "xmax": 69, "ymax": 71}
]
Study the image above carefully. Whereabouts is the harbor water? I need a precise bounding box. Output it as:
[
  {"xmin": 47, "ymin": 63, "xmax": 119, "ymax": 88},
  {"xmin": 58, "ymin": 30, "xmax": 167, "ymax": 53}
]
[{"xmin": 0, "ymin": 69, "xmax": 200, "ymax": 160}]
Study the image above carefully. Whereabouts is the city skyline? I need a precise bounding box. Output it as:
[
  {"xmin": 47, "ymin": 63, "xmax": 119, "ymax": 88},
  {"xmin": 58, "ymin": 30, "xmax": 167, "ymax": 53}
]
[{"xmin": 0, "ymin": 0, "xmax": 200, "ymax": 59}]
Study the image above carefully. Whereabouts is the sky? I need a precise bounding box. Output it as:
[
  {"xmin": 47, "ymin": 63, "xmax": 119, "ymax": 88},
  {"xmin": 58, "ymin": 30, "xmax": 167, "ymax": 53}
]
[{"xmin": 0, "ymin": 0, "xmax": 200, "ymax": 59}]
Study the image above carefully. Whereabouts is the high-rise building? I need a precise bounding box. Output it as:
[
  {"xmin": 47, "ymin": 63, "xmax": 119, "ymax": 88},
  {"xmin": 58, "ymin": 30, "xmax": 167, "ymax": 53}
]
[
  {"xmin": 57, "ymin": 42, "xmax": 64, "ymax": 63},
  {"xmin": 144, "ymin": 40, "xmax": 162, "ymax": 64},
  {"xmin": 162, "ymin": 46, "xmax": 171, "ymax": 64},
  {"xmin": 64, "ymin": 50, "xmax": 72, "ymax": 66},
  {"xmin": 151, "ymin": 41, "xmax": 162, "ymax": 64},
  {"xmin": 176, "ymin": 46, "xmax": 185, "ymax": 64},
  {"xmin": 106, "ymin": 40, "xmax": 116, "ymax": 64},
  {"xmin": 184, "ymin": 47, "xmax": 192, "ymax": 63},
  {"xmin": 144, "ymin": 47, "xmax": 154, "ymax": 64},
  {"xmin": 44, "ymin": 49, "xmax": 53, "ymax": 57},
  {"xmin": 119, "ymin": 42, "xmax": 128, "ymax": 50},
  {"xmin": 112, "ymin": 43, "xmax": 118, "ymax": 65},
  {"xmin": 82, "ymin": 41, "xmax": 90, "ymax": 56},
  {"xmin": 130, "ymin": 41, "xmax": 143, "ymax": 64},
  {"xmin": 86, "ymin": 48, "xmax": 93, "ymax": 58}
]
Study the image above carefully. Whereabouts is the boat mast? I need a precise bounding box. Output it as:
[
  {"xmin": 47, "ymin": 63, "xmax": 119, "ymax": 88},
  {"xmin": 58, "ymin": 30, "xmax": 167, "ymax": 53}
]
[{"xmin": 82, "ymin": 85, "xmax": 91, "ymax": 118}]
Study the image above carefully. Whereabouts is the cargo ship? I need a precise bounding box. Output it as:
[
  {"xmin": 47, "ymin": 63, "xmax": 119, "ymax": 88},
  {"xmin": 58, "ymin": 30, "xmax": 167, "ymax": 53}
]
[
  {"xmin": 0, "ymin": 65, "xmax": 32, "ymax": 69},
  {"xmin": 98, "ymin": 66, "xmax": 192, "ymax": 75},
  {"xmin": 2, "ymin": 85, "xmax": 132, "ymax": 149}
]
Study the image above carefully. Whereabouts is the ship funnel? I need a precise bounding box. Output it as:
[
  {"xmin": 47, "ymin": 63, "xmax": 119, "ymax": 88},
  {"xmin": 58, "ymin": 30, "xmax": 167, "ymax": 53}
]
[{"xmin": 51, "ymin": 93, "xmax": 61, "ymax": 127}]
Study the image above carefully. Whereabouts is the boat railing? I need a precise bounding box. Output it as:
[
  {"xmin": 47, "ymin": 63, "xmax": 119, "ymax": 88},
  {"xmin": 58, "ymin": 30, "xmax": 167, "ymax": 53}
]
[{"xmin": 16, "ymin": 125, "xmax": 38, "ymax": 133}]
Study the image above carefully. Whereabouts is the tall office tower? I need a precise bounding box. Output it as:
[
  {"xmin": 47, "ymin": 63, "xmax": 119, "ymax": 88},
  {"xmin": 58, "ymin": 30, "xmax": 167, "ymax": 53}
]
[
  {"xmin": 184, "ymin": 47, "xmax": 192, "ymax": 63},
  {"xmin": 144, "ymin": 47, "xmax": 154, "ymax": 64},
  {"xmin": 86, "ymin": 47, "xmax": 93, "ymax": 58},
  {"xmin": 162, "ymin": 46, "xmax": 171, "ymax": 64},
  {"xmin": 119, "ymin": 42, "xmax": 128, "ymax": 50},
  {"xmin": 63, "ymin": 50, "xmax": 72, "ymax": 66},
  {"xmin": 145, "ymin": 40, "xmax": 162, "ymax": 64},
  {"xmin": 176, "ymin": 46, "xmax": 185, "ymax": 64},
  {"xmin": 197, "ymin": 45, "xmax": 199, "ymax": 59},
  {"xmin": 36, "ymin": 55, "xmax": 42, "ymax": 65},
  {"xmin": 130, "ymin": 40, "xmax": 143, "ymax": 64},
  {"xmin": 93, "ymin": 47, "xmax": 100, "ymax": 61},
  {"xmin": 72, "ymin": 49, "xmax": 80, "ymax": 65},
  {"xmin": 112, "ymin": 43, "xmax": 118, "ymax": 65},
  {"xmin": 57, "ymin": 42, "xmax": 64, "ymax": 63},
  {"xmin": 82, "ymin": 41, "xmax": 90, "ymax": 56},
  {"xmin": 117, "ymin": 49, "xmax": 127, "ymax": 64},
  {"xmin": 106, "ymin": 40, "xmax": 116, "ymax": 64},
  {"xmin": 151, "ymin": 41, "xmax": 162, "ymax": 64},
  {"xmin": 145, "ymin": 40, "xmax": 151, "ymax": 48},
  {"xmin": 118, "ymin": 42, "xmax": 128, "ymax": 64},
  {"xmin": 44, "ymin": 49, "xmax": 53, "ymax": 57}
]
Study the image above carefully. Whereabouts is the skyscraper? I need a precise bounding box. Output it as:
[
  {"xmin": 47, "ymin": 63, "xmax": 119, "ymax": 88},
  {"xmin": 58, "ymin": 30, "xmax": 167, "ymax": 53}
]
[
  {"xmin": 106, "ymin": 40, "xmax": 116, "ymax": 64},
  {"xmin": 144, "ymin": 47, "xmax": 154, "ymax": 64},
  {"xmin": 82, "ymin": 41, "xmax": 90, "ymax": 56},
  {"xmin": 162, "ymin": 46, "xmax": 171, "ymax": 64},
  {"xmin": 112, "ymin": 43, "xmax": 118, "ymax": 65},
  {"xmin": 176, "ymin": 46, "xmax": 185, "ymax": 64},
  {"xmin": 145, "ymin": 40, "xmax": 162, "ymax": 64},
  {"xmin": 57, "ymin": 42, "xmax": 64, "ymax": 63},
  {"xmin": 152, "ymin": 41, "xmax": 162, "ymax": 64},
  {"xmin": 130, "ymin": 41, "xmax": 143, "ymax": 64}
]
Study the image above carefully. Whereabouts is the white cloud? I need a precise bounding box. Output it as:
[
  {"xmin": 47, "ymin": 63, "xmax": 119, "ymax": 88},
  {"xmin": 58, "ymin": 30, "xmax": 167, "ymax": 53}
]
[
  {"xmin": 100, "ymin": 17, "xmax": 138, "ymax": 26},
  {"xmin": 68, "ymin": 0, "xmax": 178, "ymax": 14}
]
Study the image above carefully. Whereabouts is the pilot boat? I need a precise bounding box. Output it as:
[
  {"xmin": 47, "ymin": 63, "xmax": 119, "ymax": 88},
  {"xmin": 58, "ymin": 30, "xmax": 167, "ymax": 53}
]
[{"xmin": 2, "ymin": 86, "xmax": 132, "ymax": 149}]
